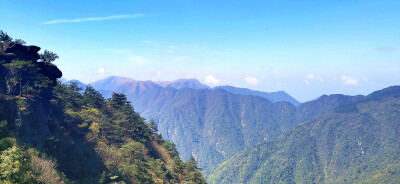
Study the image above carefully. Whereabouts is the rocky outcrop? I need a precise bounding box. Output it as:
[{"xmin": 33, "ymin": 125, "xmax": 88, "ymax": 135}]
[
  {"xmin": 0, "ymin": 42, "xmax": 62, "ymax": 86},
  {"xmin": 0, "ymin": 42, "xmax": 62, "ymax": 148},
  {"xmin": 37, "ymin": 62, "xmax": 63, "ymax": 79},
  {"xmin": 2, "ymin": 43, "xmax": 40, "ymax": 63}
]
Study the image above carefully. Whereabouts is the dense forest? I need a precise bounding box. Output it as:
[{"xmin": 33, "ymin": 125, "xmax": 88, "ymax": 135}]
[
  {"xmin": 0, "ymin": 30, "xmax": 206, "ymax": 184},
  {"xmin": 89, "ymin": 75, "xmax": 367, "ymax": 175},
  {"xmin": 208, "ymin": 86, "xmax": 400, "ymax": 183}
]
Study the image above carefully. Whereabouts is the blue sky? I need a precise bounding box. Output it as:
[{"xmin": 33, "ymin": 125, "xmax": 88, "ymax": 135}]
[{"xmin": 1, "ymin": 0, "xmax": 399, "ymax": 102}]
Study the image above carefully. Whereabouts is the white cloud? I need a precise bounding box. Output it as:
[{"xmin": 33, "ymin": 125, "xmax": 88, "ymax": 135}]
[
  {"xmin": 341, "ymin": 76, "xmax": 358, "ymax": 85},
  {"xmin": 305, "ymin": 73, "xmax": 324, "ymax": 83},
  {"xmin": 205, "ymin": 75, "xmax": 221, "ymax": 85},
  {"xmin": 169, "ymin": 45, "xmax": 177, "ymax": 49},
  {"xmin": 97, "ymin": 68, "xmax": 105, "ymax": 75},
  {"xmin": 140, "ymin": 40, "xmax": 157, "ymax": 44},
  {"xmin": 140, "ymin": 41, "xmax": 158, "ymax": 47},
  {"xmin": 245, "ymin": 77, "xmax": 259, "ymax": 85},
  {"xmin": 129, "ymin": 56, "xmax": 151, "ymax": 64},
  {"xmin": 43, "ymin": 14, "xmax": 143, "ymax": 24},
  {"xmin": 306, "ymin": 73, "xmax": 315, "ymax": 80}
]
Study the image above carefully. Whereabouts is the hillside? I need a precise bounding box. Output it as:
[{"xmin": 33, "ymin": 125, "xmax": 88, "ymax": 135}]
[
  {"xmin": 135, "ymin": 88, "xmax": 365, "ymax": 173},
  {"xmin": 208, "ymin": 86, "xmax": 400, "ymax": 183},
  {"xmin": 0, "ymin": 31, "xmax": 206, "ymax": 183},
  {"xmin": 84, "ymin": 76, "xmax": 361, "ymax": 173},
  {"xmin": 215, "ymin": 86, "xmax": 300, "ymax": 106}
]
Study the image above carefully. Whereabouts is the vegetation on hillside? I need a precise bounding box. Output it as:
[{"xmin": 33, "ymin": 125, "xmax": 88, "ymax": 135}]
[
  {"xmin": 101, "ymin": 82, "xmax": 363, "ymax": 174},
  {"xmin": 208, "ymin": 86, "xmax": 400, "ymax": 183},
  {"xmin": 0, "ymin": 30, "xmax": 206, "ymax": 184}
]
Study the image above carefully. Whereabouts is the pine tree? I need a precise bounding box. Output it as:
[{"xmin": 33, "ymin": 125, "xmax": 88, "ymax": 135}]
[
  {"xmin": 149, "ymin": 119, "xmax": 158, "ymax": 134},
  {"xmin": 83, "ymin": 85, "xmax": 105, "ymax": 109},
  {"xmin": 39, "ymin": 50, "xmax": 59, "ymax": 63}
]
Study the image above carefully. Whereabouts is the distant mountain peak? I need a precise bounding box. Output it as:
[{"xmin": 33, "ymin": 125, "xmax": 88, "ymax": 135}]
[
  {"xmin": 63, "ymin": 79, "xmax": 87, "ymax": 90},
  {"xmin": 214, "ymin": 85, "xmax": 300, "ymax": 106},
  {"xmin": 366, "ymin": 85, "xmax": 400, "ymax": 100},
  {"xmin": 101, "ymin": 76, "xmax": 136, "ymax": 83},
  {"xmin": 157, "ymin": 78, "xmax": 210, "ymax": 90}
]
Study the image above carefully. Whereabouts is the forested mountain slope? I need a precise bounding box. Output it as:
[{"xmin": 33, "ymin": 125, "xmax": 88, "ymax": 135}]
[
  {"xmin": 88, "ymin": 76, "xmax": 364, "ymax": 174},
  {"xmin": 208, "ymin": 86, "xmax": 400, "ymax": 184},
  {"xmin": 214, "ymin": 85, "xmax": 300, "ymax": 106},
  {"xmin": 0, "ymin": 31, "xmax": 205, "ymax": 184},
  {"xmin": 134, "ymin": 88, "xmax": 368, "ymax": 173}
]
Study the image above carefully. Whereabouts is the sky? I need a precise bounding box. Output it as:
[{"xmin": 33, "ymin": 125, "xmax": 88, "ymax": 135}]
[{"xmin": 1, "ymin": 0, "xmax": 399, "ymax": 102}]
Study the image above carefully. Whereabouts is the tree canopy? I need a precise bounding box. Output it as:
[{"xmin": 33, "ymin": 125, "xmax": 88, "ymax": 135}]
[{"xmin": 39, "ymin": 50, "xmax": 59, "ymax": 63}]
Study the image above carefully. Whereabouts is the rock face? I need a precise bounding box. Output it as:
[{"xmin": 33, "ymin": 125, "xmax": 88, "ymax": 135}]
[
  {"xmin": 37, "ymin": 62, "xmax": 63, "ymax": 79},
  {"xmin": 2, "ymin": 43, "xmax": 40, "ymax": 63},
  {"xmin": 0, "ymin": 42, "xmax": 62, "ymax": 87}
]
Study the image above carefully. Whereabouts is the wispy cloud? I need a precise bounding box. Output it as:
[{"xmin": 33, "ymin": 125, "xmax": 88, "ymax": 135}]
[
  {"xmin": 43, "ymin": 14, "xmax": 143, "ymax": 24},
  {"xmin": 129, "ymin": 56, "xmax": 151, "ymax": 64},
  {"xmin": 341, "ymin": 76, "xmax": 358, "ymax": 85},
  {"xmin": 97, "ymin": 68, "xmax": 105, "ymax": 76},
  {"xmin": 304, "ymin": 73, "xmax": 324, "ymax": 84},
  {"xmin": 140, "ymin": 41, "xmax": 157, "ymax": 44},
  {"xmin": 245, "ymin": 77, "xmax": 259, "ymax": 85},
  {"xmin": 140, "ymin": 40, "xmax": 160, "ymax": 48},
  {"xmin": 306, "ymin": 73, "xmax": 315, "ymax": 80},
  {"xmin": 205, "ymin": 75, "xmax": 221, "ymax": 85}
]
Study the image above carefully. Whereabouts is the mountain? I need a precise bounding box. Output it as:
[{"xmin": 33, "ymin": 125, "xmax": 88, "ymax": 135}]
[
  {"xmin": 215, "ymin": 85, "xmax": 300, "ymax": 106},
  {"xmin": 91, "ymin": 76, "xmax": 163, "ymax": 97},
  {"xmin": 132, "ymin": 88, "xmax": 298, "ymax": 169},
  {"xmin": 64, "ymin": 79, "xmax": 87, "ymax": 90},
  {"xmin": 88, "ymin": 76, "xmax": 360, "ymax": 173},
  {"xmin": 0, "ymin": 34, "xmax": 206, "ymax": 183},
  {"xmin": 157, "ymin": 78, "xmax": 210, "ymax": 89},
  {"xmin": 91, "ymin": 76, "xmax": 300, "ymax": 106},
  {"xmin": 208, "ymin": 86, "xmax": 400, "ymax": 184},
  {"xmin": 133, "ymin": 88, "xmax": 365, "ymax": 172},
  {"xmin": 294, "ymin": 94, "xmax": 364, "ymax": 123}
]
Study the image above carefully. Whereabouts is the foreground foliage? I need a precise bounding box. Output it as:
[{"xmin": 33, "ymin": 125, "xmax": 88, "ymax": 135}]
[{"xmin": 0, "ymin": 30, "xmax": 206, "ymax": 183}]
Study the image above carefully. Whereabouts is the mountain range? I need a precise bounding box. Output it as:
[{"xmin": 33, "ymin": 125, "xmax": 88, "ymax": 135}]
[
  {"xmin": 86, "ymin": 76, "xmax": 300, "ymax": 105},
  {"xmin": 208, "ymin": 86, "xmax": 400, "ymax": 183},
  {"xmin": 64, "ymin": 76, "xmax": 362, "ymax": 173},
  {"xmin": 214, "ymin": 85, "xmax": 300, "ymax": 106},
  {"xmin": 62, "ymin": 77, "xmax": 400, "ymax": 183}
]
